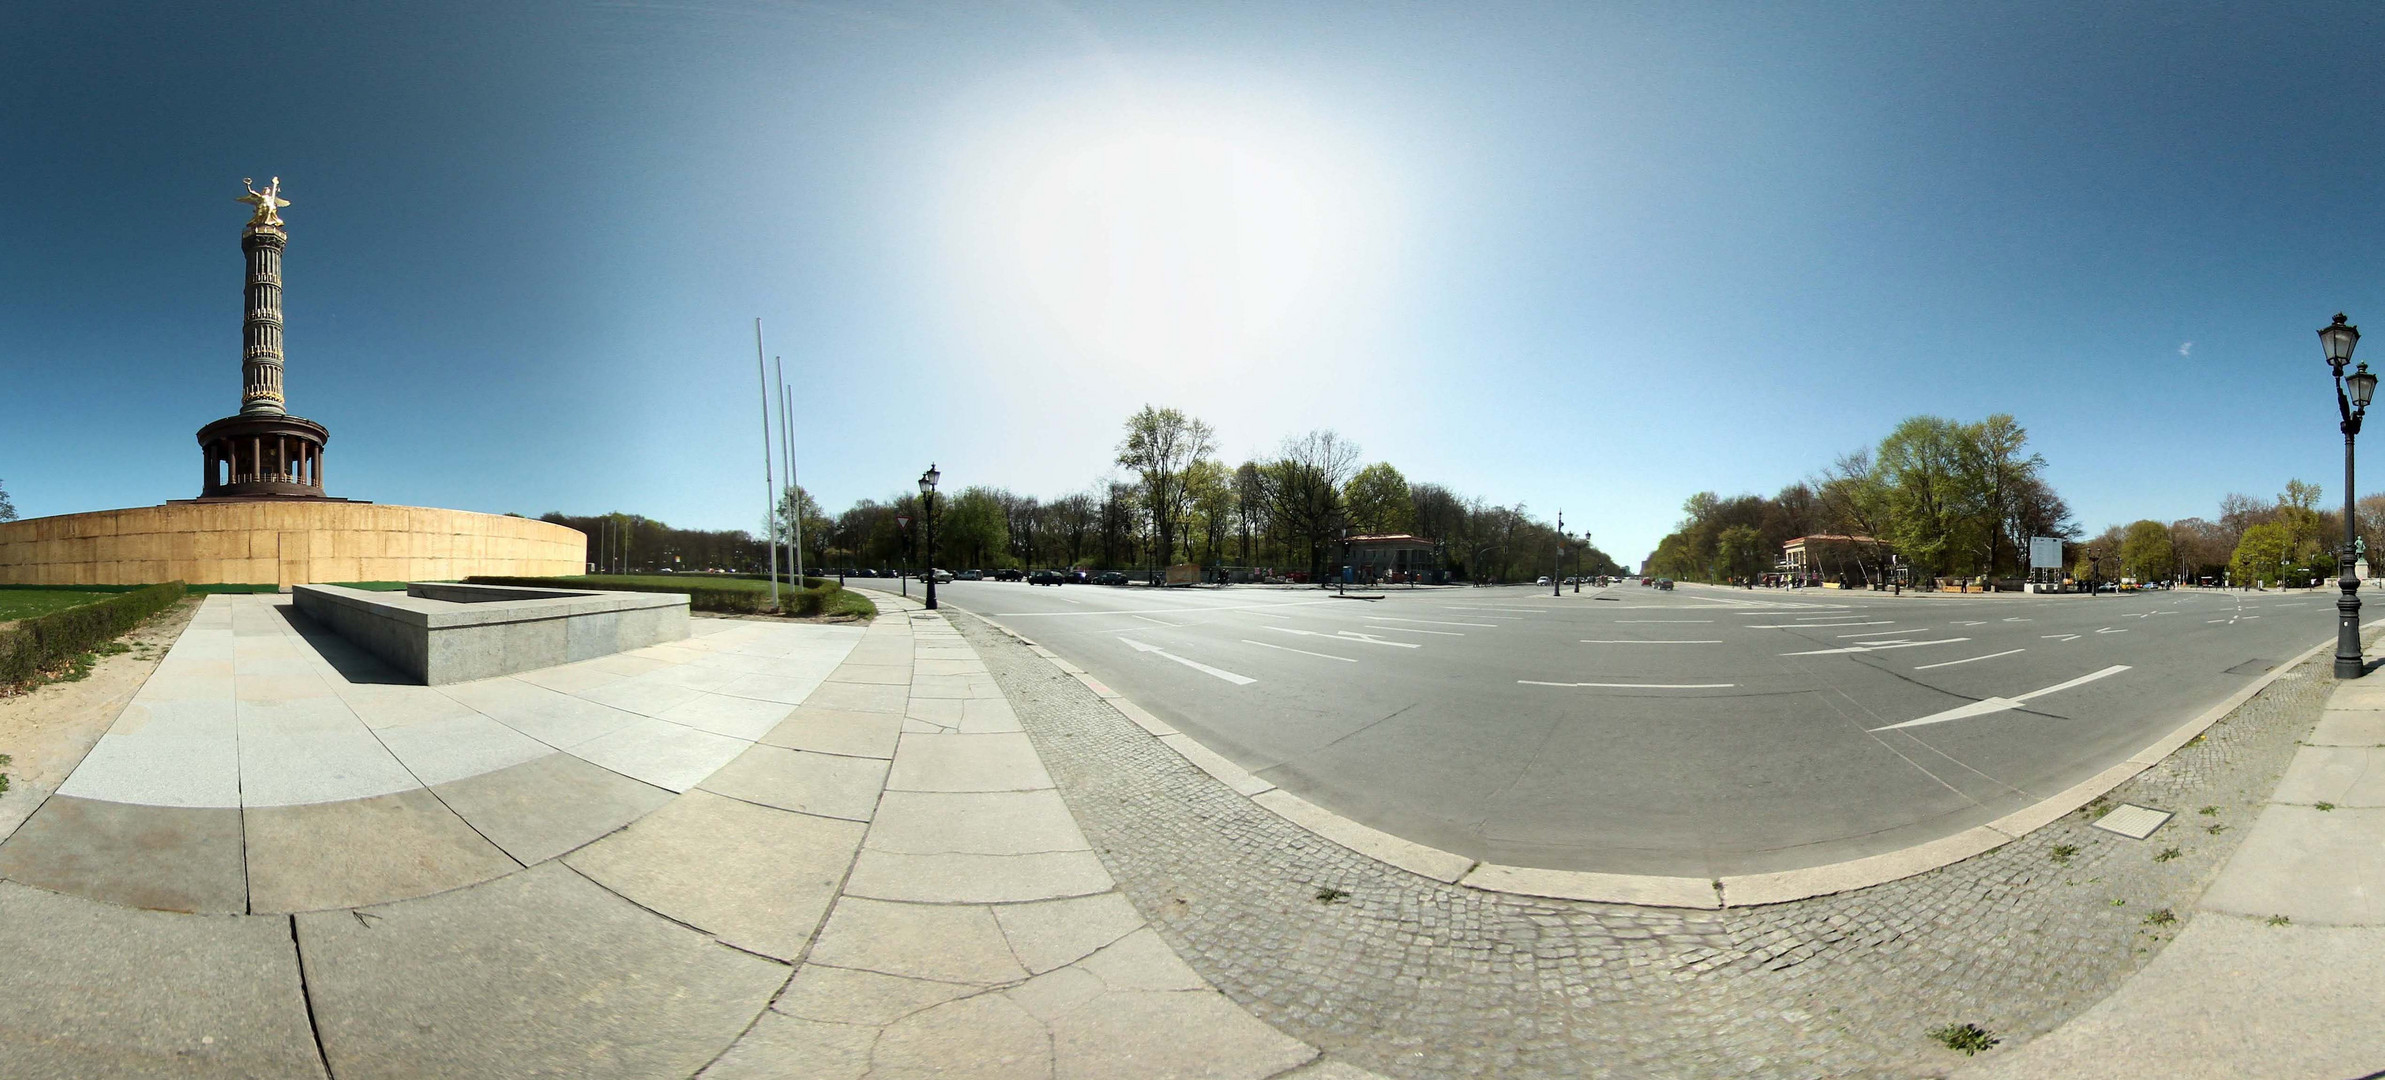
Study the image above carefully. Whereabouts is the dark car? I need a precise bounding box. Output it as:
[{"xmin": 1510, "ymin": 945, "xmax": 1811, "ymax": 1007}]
[
  {"xmin": 1094, "ymin": 571, "xmax": 1128, "ymax": 585},
  {"xmin": 995, "ymin": 568, "xmax": 1024, "ymax": 581},
  {"xmin": 956, "ymin": 569, "xmax": 983, "ymax": 581},
  {"xmin": 1065, "ymin": 570, "xmax": 1091, "ymax": 585},
  {"xmin": 1028, "ymin": 570, "xmax": 1062, "ymax": 586}
]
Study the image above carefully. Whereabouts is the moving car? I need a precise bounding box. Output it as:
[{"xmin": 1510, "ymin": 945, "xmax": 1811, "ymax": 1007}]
[
  {"xmin": 926, "ymin": 568, "xmax": 954, "ymax": 584},
  {"xmin": 1094, "ymin": 571, "xmax": 1128, "ymax": 585},
  {"xmin": 956, "ymin": 569, "xmax": 983, "ymax": 581},
  {"xmin": 1029, "ymin": 569, "xmax": 1063, "ymax": 586},
  {"xmin": 995, "ymin": 568, "xmax": 1024, "ymax": 581}
]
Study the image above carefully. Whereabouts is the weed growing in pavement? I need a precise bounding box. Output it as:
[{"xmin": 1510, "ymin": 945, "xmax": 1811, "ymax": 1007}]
[
  {"xmin": 2315, "ymin": 801, "xmax": 2336, "ymax": 811},
  {"xmin": 1314, "ymin": 886, "xmax": 1350, "ymax": 904},
  {"xmin": 2049, "ymin": 844, "xmax": 2079, "ymax": 865},
  {"xmin": 1928, "ymin": 1023, "xmax": 1999, "ymax": 1056},
  {"xmin": 2197, "ymin": 805, "xmax": 2220, "ymax": 816},
  {"xmin": 2268, "ymin": 915, "xmax": 2292, "ymax": 926},
  {"xmin": 2206, "ymin": 823, "xmax": 2229, "ymax": 835},
  {"xmin": 0, "ymin": 752, "xmax": 10, "ymax": 796},
  {"xmin": 2142, "ymin": 908, "xmax": 2177, "ymax": 927},
  {"xmin": 2110, "ymin": 898, "xmax": 2128, "ymax": 906},
  {"xmin": 2078, "ymin": 796, "xmax": 2113, "ymax": 820},
  {"xmin": 2153, "ymin": 847, "xmax": 2182, "ymax": 862}
]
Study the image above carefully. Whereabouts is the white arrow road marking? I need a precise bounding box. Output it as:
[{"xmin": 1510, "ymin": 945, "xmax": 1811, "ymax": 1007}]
[
  {"xmin": 1120, "ymin": 638, "xmax": 1256, "ymax": 684},
  {"xmin": 1913, "ymin": 648, "xmax": 2026, "ymax": 670},
  {"xmin": 1581, "ymin": 639, "xmax": 1724, "ymax": 644},
  {"xmin": 1520, "ymin": 680, "xmax": 1737, "ymax": 689},
  {"xmin": 1783, "ymin": 637, "xmax": 1969, "ymax": 656},
  {"xmin": 2043, "ymin": 634, "xmax": 2081, "ymax": 642},
  {"xmin": 1262, "ymin": 625, "xmax": 1420, "ymax": 649},
  {"xmin": 1242, "ymin": 639, "xmax": 1356, "ymax": 663},
  {"xmin": 1870, "ymin": 665, "xmax": 2131, "ymax": 731},
  {"xmin": 1366, "ymin": 624, "xmax": 1464, "ymax": 636},
  {"xmin": 1745, "ymin": 620, "xmax": 1894, "ymax": 629}
]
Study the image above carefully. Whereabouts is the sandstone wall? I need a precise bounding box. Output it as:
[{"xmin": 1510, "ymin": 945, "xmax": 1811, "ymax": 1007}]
[{"xmin": 0, "ymin": 502, "xmax": 586, "ymax": 586}]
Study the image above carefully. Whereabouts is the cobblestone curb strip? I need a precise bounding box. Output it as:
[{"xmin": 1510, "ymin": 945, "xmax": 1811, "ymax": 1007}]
[
  {"xmin": 969, "ymin": 608, "xmax": 2358, "ymax": 908},
  {"xmin": 953, "ymin": 608, "xmax": 2350, "ymax": 1077}
]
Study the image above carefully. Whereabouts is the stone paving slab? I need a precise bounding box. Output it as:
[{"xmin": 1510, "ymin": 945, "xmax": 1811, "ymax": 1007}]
[
  {"xmin": 245, "ymin": 787, "xmax": 522, "ymax": 913},
  {"xmin": 885, "ymin": 732, "xmax": 1055, "ymax": 792},
  {"xmin": 564, "ymin": 789, "xmax": 864, "ymax": 961},
  {"xmin": 844, "ymin": 848, "xmax": 1115, "ymax": 904},
  {"xmin": 431, "ymin": 751, "xmax": 674, "ymax": 865},
  {"xmin": 0, "ymin": 880, "xmax": 324, "ymax": 1079},
  {"xmin": 296, "ymin": 862, "xmax": 786, "ymax": 1080},
  {"xmin": 759, "ymin": 705, "xmax": 905, "ymax": 758},
  {"xmin": 865, "ymin": 789, "xmax": 1089, "ymax": 855},
  {"xmin": 2269, "ymin": 743, "xmax": 2385, "ymax": 805},
  {"xmin": 2196, "ymin": 803, "xmax": 2385, "ymax": 924},
  {"xmin": 699, "ymin": 743, "xmax": 889, "ymax": 821},
  {"xmin": 0, "ymin": 795, "xmax": 247, "ymax": 914}
]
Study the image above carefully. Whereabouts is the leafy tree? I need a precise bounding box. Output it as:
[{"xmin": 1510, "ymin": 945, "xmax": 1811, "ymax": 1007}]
[
  {"xmin": 771, "ymin": 485, "xmax": 832, "ymax": 571},
  {"xmin": 2230, "ymin": 522, "xmax": 2292, "ymax": 587},
  {"xmin": 937, "ymin": 486, "xmax": 1009, "ymax": 570},
  {"xmin": 2119, "ymin": 519, "xmax": 2175, "ymax": 582},
  {"xmin": 1269, "ymin": 430, "xmax": 1361, "ymax": 578},
  {"xmin": 1231, "ymin": 462, "xmax": 1268, "ymax": 565},
  {"xmin": 1715, "ymin": 525, "xmax": 1767, "ymax": 581},
  {"xmin": 1182, "ymin": 459, "xmax": 1234, "ymax": 566},
  {"xmin": 1115, "ymin": 406, "xmax": 1216, "ymax": 567},
  {"xmin": 0, "ymin": 478, "xmax": 13, "ymax": 522},
  {"xmin": 1876, "ymin": 416, "xmax": 1984, "ymax": 578},
  {"xmin": 1343, "ymin": 463, "xmax": 1413, "ymax": 535},
  {"xmin": 2277, "ymin": 480, "xmax": 2325, "ymax": 558}
]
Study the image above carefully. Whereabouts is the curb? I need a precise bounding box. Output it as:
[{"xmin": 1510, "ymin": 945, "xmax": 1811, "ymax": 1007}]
[{"xmin": 945, "ymin": 595, "xmax": 2357, "ymax": 910}]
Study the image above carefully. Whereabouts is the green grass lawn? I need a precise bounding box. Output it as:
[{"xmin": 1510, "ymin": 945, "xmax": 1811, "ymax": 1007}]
[
  {"xmin": 0, "ymin": 587, "xmax": 136, "ymax": 622},
  {"xmin": 470, "ymin": 574, "xmax": 876, "ymax": 619}
]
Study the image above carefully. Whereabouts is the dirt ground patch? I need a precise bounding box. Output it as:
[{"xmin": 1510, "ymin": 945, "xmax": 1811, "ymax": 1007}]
[{"xmin": 0, "ymin": 597, "xmax": 201, "ymax": 841}]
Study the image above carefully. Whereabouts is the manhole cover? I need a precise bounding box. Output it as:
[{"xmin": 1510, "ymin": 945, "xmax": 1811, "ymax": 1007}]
[
  {"xmin": 2091, "ymin": 804, "xmax": 2174, "ymax": 840},
  {"xmin": 2224, "ymin": 659, "xmax": 2275, "ymax": 676}
]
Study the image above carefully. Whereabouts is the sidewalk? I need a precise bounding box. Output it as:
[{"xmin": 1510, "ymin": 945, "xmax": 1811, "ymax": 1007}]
[
  {"xmin": 1961, "ymin": 644, "xmax": 2385, "ymax": 1079},
  {"xmin": 0, "ymin": 590, "xmax": 1383, "ymax": 1079}
]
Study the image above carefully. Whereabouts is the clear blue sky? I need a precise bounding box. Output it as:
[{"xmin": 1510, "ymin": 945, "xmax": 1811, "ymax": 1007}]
[{"xmin": 5, "ymin": 2, "xmax": 2383, "ymax": 564}]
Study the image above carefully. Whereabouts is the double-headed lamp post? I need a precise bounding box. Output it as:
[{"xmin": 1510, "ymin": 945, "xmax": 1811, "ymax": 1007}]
[
  {"xmin": 918, "ymin": 464, "xmax": 941, "ymax": 611},
  {"xmin": 2323, "ymin": 315, "xmax": 2375, "ymax": 678}
]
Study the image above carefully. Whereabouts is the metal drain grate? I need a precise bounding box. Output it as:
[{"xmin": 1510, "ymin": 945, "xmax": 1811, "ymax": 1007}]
[{"xmin": 2091, "ymin": 804, "xmax": 2174, "ymax": 840}]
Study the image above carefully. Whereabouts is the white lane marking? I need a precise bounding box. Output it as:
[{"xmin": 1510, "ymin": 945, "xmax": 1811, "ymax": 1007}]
[
  {"xmin": 1614, "ymin": 619, "xmax": 1714, "ymax": 623},
  {"xmin": 1838, "ymin": 630, "xmax": 1910, "ymax": 638},
  {"xmin": 1870, "ymin": 665, "xmax": 2131, "ymax": 731},
  {"xmin": 1369, "ymin": 616, "xmax": 1497, "ymax": 628},
  {"xmin": 1245, "ymin": 611, "xmax": 1292, "ymax": 620},
  {"xmin": 1366, "ymin": 624, "xmax": 1464, "ymax": 636},
  {"xmin": 2043, "ymin": 634, "xmax": 2081, "ymax": 642},
  {"xmin": 2207, "ymin": 619, "xmax": 2229, "ymax": 624},
  {"xmin": 1133, "ymin": 614, "xmax": 1179, "ymax": 626},
  {"xmin": 1058, "ymin": 596, "xmax": 1083, "ymax": 605},
  {"xmin": 1953, "ymin": 620, "xmax": 1987, "ymax": 627},
  {"xmin": 1782, "ymin": 637, "xmax": 1969, "ymax": 656},
  {"xmin": 2002, "ymin": 617, "xmax": 2031, "ymax": 622},
  {"xmin": 1744, "ymin": 620, "xmax": 1894, "ymax": 629},
  {"xmin": 1242, "ymin": 639, "xmax": 1357, "ymax": 663},
  {"xmin": 1519, "ymin": 680, "xmax": 1737, "ymax": 689},
  {"xmin": 2243, "ymin": 615, "xmax": 2261, "ymax": 620},
  {"xmin": 1580, "ymin": 639, "xmax": 1724, "ymax": 644},
  {"xmin": 1120, "ymin": 638, "xmax": 1256, "ymax": 685},
  {"xmin": 2095, "ymin": 627, "xmax": 2130, "ymax": 634},
  {"xmin": 1262, "ymin": 625, "xmax": 1420, "ymax": 649},
  {"xmin": 1913, "ymin": 648, "xmax": 2026, "ymax": 670}
]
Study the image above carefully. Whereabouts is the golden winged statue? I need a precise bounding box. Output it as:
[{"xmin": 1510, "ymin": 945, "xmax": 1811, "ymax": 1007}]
[{"xmin": 238, "ymin": 176, "xmax": 289, "ymax": 226}]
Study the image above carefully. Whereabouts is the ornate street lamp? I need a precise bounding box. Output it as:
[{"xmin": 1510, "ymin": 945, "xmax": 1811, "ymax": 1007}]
[
  {"xmin": 2324, "ymin": 315, "xmax": 2372, "ymax": 678},
  {"xmin": 918, "ymin": 464, "xmax": 941, "ymax": 611}
]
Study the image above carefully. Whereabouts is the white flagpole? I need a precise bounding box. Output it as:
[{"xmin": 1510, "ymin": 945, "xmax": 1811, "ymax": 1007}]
[
  {"xmin": 756, "ymin": 319, "xmax": 779, "ymax": 611},
  {"xmin": 782, "ymin": 379, "xmax": 804, "ymax": 586}
]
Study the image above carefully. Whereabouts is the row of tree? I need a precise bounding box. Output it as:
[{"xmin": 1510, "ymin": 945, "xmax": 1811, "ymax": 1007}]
[
  {"xmin": 1646, "ymin": 414, "xmax": 2074, "ymax": 584},
  {"xmin": 770, "ymin": 406, "xmax": 1624, "ymax": 582},
  {"xmin": 2071, "ymin": 480, "xmax": 2385, "ymax": 588}
]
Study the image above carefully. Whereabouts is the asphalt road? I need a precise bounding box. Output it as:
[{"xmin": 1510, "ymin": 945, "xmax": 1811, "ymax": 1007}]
[{"xmin": 854, "ymin": 576, "xmax": 2344, "ymax": 878}]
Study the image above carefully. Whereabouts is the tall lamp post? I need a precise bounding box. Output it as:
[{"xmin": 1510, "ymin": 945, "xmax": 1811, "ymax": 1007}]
[
  {"xmin": 919, "ymin": 464, "xmax": 941, "ymax": 611},
  {"xmin": 1553, "ymin": 511, "xmax": 1565, "ymax": 598},
  {"xmin": 2323, "ymin": 315, "xmax": 2374, "ymax": 678}
]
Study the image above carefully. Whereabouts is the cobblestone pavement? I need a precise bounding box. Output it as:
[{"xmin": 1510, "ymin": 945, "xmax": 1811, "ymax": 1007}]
[{"xmin": 953, "ymin": 612, "xmax": 2342, "ymax": 1079}]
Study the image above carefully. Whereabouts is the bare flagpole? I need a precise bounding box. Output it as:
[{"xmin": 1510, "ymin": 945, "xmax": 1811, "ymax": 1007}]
[
  {"xmin": 782, "ymin": 378, "xmax": 804, "ymax": 585},
  {"xmin": 775, "ymin": 356, "xmax": 796, "ymax": 588},
  {"xmin": 756, "ymin": 319, "xmax": 779, "ymax": 612}
]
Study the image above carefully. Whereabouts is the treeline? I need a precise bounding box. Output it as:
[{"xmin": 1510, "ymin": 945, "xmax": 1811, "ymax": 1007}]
[
  {"xmin": 777, "ymin": 407, "xmax": 1625, "ymax": 581},
  {"xmin": 1646, "ymin": 414, "xmax": 2075, "ymax": 584},
  {"xmin": 2075, "ymin": 480, "xmax": 2385, "ymax": 587},
  {"xmin": 536, "ymin": 512, "xmax": 767, "ymax": 573}
]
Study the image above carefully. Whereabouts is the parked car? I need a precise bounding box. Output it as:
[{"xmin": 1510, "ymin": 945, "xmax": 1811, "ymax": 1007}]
[
  {"xmin": 1094, "ymin": 571, "xmax": 1128, "ymax": 585},
  {"xmin": 1029, "ymin": 569, "xmax": 1063, "ymax": 586},
  {"xmin": 1655, "ymin": 577, "xmax": 1674, "ymax": 590},
  {"xmin": 956, "ymin": 569, "xmax": 983, "ymax": 581},
  {"xmin": 1065, "ymin": 570, "xmax": 1090, "ymax": 584},
  {"xmin": 1536, "ymin": 576, "xmax": 1551, "ymax": 586},
  {"xmin": 925, "ymin": 568, "xmax": 953, "ymax": 584},
  {"xmin": 995, "ymin": 568, "xmax": 1024, "ymax": 581}
]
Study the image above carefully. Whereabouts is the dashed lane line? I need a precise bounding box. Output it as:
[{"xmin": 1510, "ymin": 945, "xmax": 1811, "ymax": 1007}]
[
  {"xmin": 2044, "ymin": 634, "xmax": 2081, "ymax": 642},
  {"xmin": 1869, "ymin": 665, "xmax": 2131, "ymax": 731},
  {"xmin": 1580, "ymin": 639, "xmax": 1724, "ymax": 644},
  {"xmin": 1518, "ymin": 679, "xmax": 1737, "ymax": 689},
  {"xmin": 1744, "ymin": 620, "xmax": 1895, "ymax": 629},
  {"xmin": 1782, "ymin": 637, "xmax": 1969, "ymax": 656},
  {"xmin": 1614, "ymin": 619, "xmax": 1713, "ymax": 623},
  {"xmin": 1365, "ymin": 624, "xmax": 1464, "ymax": 636},
  {"xmin": 1367, "ymin": 616, "xmax": 1498, "ymax": 627},
  {"xmin": 1913, "ymin": 648, "xmax": 2026, "ymax": 670},
  {"xmin": 1261, "ymin": 625, "xmax": 1421, "ymax": 649},
  {"xmin": 1119, "ymin": 637, "xmax": 1257, "ymax": 685},
  {"xmin": 1241, "ymin": 639, "xmax": 1357, "ymax": 663}
]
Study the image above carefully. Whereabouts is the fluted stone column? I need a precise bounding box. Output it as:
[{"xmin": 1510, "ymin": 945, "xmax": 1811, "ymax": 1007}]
[{"xmin": 241, "ymin": 221, "xmax": 287, "ymax": 416}]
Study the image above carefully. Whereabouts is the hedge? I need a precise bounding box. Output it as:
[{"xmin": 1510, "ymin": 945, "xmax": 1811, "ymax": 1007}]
[
  {"xmin": 0, "ymin": 582, "xmax": 187, "ymax": 686},
  {"xmin": 459, "ymin": 576, "xmax": 853, "ymax": 616}
]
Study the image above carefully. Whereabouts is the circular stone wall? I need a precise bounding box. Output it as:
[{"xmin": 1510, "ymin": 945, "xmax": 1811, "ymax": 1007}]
[{"xmin": 0, "ymin": 502, "xmax": 586, "ymax": 586}]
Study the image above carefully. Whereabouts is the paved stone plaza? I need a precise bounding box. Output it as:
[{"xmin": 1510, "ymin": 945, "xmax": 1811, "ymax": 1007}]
[{"xmin": 0, "ymin": 592, "xmax": 1385, "ymax": 1079}]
